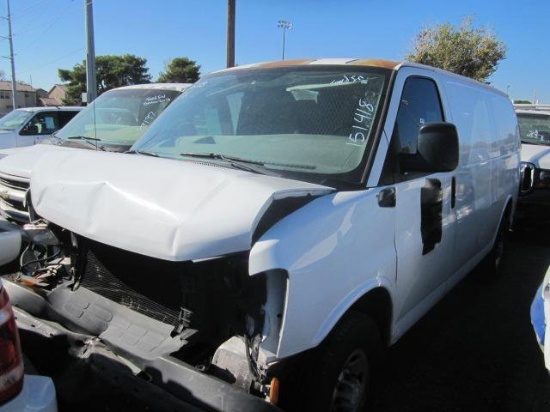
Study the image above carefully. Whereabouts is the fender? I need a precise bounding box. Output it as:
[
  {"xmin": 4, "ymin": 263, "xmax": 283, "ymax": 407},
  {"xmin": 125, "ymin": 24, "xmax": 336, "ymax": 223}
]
[{"xmin": 250, "ymin": 187, "xmax": 397, "ymax": 359}]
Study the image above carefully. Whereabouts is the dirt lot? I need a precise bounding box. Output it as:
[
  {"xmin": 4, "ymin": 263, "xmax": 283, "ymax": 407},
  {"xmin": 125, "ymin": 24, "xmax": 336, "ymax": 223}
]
[{"xmin": 372, "ymin": 225, "xmax": 550, "ymax": 412}]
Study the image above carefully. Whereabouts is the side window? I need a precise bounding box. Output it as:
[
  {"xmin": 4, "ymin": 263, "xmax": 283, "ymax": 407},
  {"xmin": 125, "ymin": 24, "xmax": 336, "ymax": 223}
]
[
  {"xmin": 394, "ymin": 77, "xmax": 444, "ymax": 155},
  {"xmin": 20, "ymin": 113, "xmax": 55, "ymax": 135}
]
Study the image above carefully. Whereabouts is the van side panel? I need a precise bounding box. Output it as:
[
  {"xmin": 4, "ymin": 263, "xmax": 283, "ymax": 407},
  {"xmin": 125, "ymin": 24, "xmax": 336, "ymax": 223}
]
[{"xmin": 443, "ymin": 80, "xmax": 520, "ymax": 275}]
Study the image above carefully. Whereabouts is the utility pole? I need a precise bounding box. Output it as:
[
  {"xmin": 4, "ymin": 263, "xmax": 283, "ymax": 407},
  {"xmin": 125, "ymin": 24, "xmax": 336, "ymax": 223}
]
[
  {"xmin": 226, "ymin": 0, "xmax": 236, "ymax": 68},
  {"xmin": 5, "ymin": 0, "xmax": 17, "ymax": 110},
  {"xmin": 85, "ymin": 0, "xmax": 96, "ymax": 103}
]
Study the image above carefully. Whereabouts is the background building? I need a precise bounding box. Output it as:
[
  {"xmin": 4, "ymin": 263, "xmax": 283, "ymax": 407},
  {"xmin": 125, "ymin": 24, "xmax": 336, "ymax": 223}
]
[{"xmin": 0, "ymin": 82, "xmax": 70, "ymax": 116}]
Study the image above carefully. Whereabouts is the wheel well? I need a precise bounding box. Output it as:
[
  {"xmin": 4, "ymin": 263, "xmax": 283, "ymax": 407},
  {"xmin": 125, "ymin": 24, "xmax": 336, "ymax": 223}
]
[{"xmin": 349, "ymin": 287, "xmax": 392, "ymax": 347}]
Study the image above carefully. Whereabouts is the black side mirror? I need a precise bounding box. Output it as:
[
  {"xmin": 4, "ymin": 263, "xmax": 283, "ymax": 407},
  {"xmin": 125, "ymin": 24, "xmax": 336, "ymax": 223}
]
[{"xmin": 400, "ymin": 122, "xmax": 459, "ymax": 173}]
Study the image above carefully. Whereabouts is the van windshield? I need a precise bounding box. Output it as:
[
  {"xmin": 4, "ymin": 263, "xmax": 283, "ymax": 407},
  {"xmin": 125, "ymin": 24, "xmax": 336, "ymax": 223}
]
[
  {"xmin": 0, "ymin": 109, "xmax": 32, "ymax": 131},
  {"xmin": 132, "ymin": 66, "xmax": 389, "ymax": 185},
  {"xmin": 517, "ymin": 112, "xmax": 550, "ymax": 146},
  {"xmin": 55, "ymin": 87, "xmax": 184, "ymax": 150}
]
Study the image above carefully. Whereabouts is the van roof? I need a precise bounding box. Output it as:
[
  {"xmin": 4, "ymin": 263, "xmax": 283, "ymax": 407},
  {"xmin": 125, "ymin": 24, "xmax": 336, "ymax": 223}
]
[
  {"xmin": 108, "ymin": 83, "xmax": 193, "ymax": 92},
  {"xmin": 217, "ymin": 58, "xmax": 402, "ymax": 72},
  {"xmin": 12, "ymin": 106, "xmax": 83, "ymax": 112},
  {"xmin": 215, "ymin": 58, "xmax": 507, "ymax": 97}
]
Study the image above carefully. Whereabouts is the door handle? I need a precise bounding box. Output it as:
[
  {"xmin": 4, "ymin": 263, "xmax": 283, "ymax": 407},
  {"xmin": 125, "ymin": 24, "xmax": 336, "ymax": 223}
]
[
  {"xmin": 377, "ymin": 187, "xmax": 396, "ymax": 208},
  {"xmin": 451, "ymin": 176, "xmax": 456, "ymax": 209}
]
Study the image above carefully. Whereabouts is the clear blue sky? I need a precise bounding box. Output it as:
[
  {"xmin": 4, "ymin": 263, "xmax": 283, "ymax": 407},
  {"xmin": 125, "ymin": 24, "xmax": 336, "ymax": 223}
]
[{"xmin": 0, "ymin": 0, "xmax": 547, "ymax": 103}]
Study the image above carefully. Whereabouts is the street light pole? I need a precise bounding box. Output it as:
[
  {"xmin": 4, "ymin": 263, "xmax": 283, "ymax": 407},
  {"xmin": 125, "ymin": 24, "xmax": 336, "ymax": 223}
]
[{"xmin": 277, "ymin": 20, "xmax": 292, "ymax": 60}]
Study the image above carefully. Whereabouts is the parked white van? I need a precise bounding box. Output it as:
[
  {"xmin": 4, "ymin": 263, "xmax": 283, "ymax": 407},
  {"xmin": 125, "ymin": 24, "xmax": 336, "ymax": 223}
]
[
  {"xmin": 0, "ymin": 106, "xmax": 82, "ymax": 149},
  {"xmin": 514, "ymin": 105, "xmax": 550, "ymax": 223},
  {"xmin": 0, "ymin": 59, "xmax": 520, "ymax": 411}
]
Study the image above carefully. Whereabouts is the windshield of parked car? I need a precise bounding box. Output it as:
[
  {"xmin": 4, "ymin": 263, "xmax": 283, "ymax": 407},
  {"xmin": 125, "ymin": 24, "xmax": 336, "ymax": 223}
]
[
  {"xmin": 517, "ymin": 112, "xmax": 550, "ymax": 146},
  {"xmin": 132, "ymin": 66, "xmax": 389, "ymax": 185},
  {"xmin": 0, "ymin": 109, "xmax": 32, "ymax": 131},
  {"xmin": 55, "ymin": 87, "xmax": 183, "ymax": 149}
]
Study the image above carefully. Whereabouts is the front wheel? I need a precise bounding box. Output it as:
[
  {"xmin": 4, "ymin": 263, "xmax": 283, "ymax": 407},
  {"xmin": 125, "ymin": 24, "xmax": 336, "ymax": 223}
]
[{"xmin": 281, "ymin": 311, "xmax": 381, "ymax": 412}]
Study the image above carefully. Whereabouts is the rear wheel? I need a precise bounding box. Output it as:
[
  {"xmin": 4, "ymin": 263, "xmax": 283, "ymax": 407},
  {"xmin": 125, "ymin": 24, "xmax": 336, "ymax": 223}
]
[{"xmin": 479, "ymin": 216, "xmax": 508, "ymax": 281}]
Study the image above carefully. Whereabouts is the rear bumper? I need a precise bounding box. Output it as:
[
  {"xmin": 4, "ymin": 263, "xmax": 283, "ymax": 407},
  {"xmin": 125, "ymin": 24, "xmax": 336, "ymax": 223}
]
[{"xmin": 13, "ymin": 306, "xmax": 281, "ymax": 412}]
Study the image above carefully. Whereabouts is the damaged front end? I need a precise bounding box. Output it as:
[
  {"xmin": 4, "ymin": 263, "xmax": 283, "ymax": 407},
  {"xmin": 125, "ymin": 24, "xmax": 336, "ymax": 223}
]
[{"xmin": 4, "ymin": 219, "xmax": 289, "ymax": 411}]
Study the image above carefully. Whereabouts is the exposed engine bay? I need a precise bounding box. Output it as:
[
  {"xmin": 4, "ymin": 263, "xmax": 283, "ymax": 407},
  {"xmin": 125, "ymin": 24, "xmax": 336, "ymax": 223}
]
[{"xmin": 3, "ymin": 219, "xmax": 286, "ymax": 410}]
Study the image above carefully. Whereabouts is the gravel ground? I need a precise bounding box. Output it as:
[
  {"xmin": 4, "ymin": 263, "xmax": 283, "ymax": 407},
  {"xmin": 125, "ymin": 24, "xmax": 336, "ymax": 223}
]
[{"xmin": 373, "ymin": 225, "xmax": 550, "ymax": 412}]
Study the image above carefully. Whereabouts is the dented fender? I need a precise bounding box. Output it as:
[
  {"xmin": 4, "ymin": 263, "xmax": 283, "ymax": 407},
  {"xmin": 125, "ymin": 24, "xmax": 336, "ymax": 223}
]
[{"xmin": 250, "ymin": 188, "xmax": 397, "ymax": 360}]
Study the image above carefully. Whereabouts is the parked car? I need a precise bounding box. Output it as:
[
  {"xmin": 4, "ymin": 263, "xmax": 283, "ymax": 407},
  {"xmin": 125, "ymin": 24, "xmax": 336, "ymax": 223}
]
[
  {"xmin": 0, "ymin": 59, "xmax": 520, "ymax": 411},
  {"xmin": 0, "ymin": 107, "xmax": 82, "ymax": 150},
  {"xmin": 515, "ymin": 107, "xmax": 550, "ymax": 223},
  {"xmin": 0, "ymin": 83, "xmax": 192, "ymax": 223},
  {"xmin": 0, "ymin": 218, "xmax": 57, "ymax": 412}
]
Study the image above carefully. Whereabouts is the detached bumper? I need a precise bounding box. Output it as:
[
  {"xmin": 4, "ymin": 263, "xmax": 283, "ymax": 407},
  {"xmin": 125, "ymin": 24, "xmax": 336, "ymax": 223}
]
[{"xmin": 13, "ymin": 307, "xmax": 281, "ymax": 412}]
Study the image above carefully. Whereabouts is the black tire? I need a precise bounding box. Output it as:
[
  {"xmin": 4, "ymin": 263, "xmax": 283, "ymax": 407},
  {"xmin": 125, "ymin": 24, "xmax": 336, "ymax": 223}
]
[
  {"xmin": 479, "ymin": 216, "xmax": 508, "ymax": 281},
  {"xmin": 282, "ymin": 311, "xmax": 381, "ymax": 412}
]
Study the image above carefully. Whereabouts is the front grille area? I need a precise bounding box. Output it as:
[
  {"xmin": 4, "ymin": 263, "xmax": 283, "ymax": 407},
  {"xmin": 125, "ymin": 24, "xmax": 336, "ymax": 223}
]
[
  {"xmin": 0, "ymin": 172, "xmax": 30, "ymax": 222},
  {"xmin": 0, "ymin": 175, "xmax": 29, "ymax": 191},
  {"xmin": 79, "ymin": 239, "xmax": 186, "ymax": 328}
]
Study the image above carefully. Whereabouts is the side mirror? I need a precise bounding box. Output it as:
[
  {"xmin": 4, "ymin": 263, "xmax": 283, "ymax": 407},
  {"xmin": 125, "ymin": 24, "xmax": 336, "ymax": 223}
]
[
  {"xmin": 400, "ymin": 122, "xmax": 459, "ymax": 173},
  {"xmin": 519, "ymin": 162, "xmax": 535, "ymax": 196},
  {"xmin": 20, "ymin": 123, "xmax": 39, "ymax": 136}
]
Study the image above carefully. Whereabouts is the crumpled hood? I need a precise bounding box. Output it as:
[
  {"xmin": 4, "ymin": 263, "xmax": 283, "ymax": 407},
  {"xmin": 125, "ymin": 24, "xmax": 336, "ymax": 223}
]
[
  {"xmin": 0, "ymin": 144, "xmax": 77, "ymax": 177},
  {"xmin": 30, "ymin": 150, "xmax": 333, "ymax": 261},
  {"xmin": 522, "ymin": 143, "xmax": 550, "ymax": 169}
]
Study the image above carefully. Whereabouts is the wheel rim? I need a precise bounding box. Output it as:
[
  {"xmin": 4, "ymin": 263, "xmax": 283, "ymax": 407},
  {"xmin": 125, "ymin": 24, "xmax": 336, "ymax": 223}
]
[{"xmin": 331, "ymin": 348, "xmax": 369, "ymax": 412}]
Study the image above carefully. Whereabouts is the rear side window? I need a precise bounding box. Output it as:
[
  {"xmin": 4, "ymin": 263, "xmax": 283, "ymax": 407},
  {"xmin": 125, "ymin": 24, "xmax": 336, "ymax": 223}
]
[{"xmin": 393, "ymin": 77, "xmax": 444, "ymax": 155}]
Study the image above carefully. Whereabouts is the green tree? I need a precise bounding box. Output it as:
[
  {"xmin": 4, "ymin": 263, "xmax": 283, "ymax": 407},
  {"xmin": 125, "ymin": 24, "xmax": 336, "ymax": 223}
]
[
  {"xmin": 406, "ymin": 18, "xmax": 506, "ymax": 83},
  {"xmin": 157, "ymin": 57, "xmax": 201, "ymax": 83},
  {"xmin": 59, "ymin": 54, "xmax": 152, "ymax": 105}
]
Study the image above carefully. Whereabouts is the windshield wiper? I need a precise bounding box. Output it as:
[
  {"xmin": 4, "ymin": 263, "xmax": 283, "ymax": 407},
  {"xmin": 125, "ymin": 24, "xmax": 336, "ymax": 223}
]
[
  {"xmin": 180, "ymin": 152, "xmax": 265, "ymax": 174},
  {"xmin": 64, "ymin": 135, "xmax": 106, "ymax": 151},
  {"xmin": 125, "ymin": 149, "xmax": 159, "ymax": 157},
  {"xmin": 67, "ymin": 135, "xmax": 102, "ymax": 142}
]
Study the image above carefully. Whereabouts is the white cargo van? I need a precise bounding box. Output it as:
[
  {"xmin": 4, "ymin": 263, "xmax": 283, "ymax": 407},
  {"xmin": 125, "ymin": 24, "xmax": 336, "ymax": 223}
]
[{"xmin": 0, "ymin": 59, "xmax": 520, "ymax": 411}]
